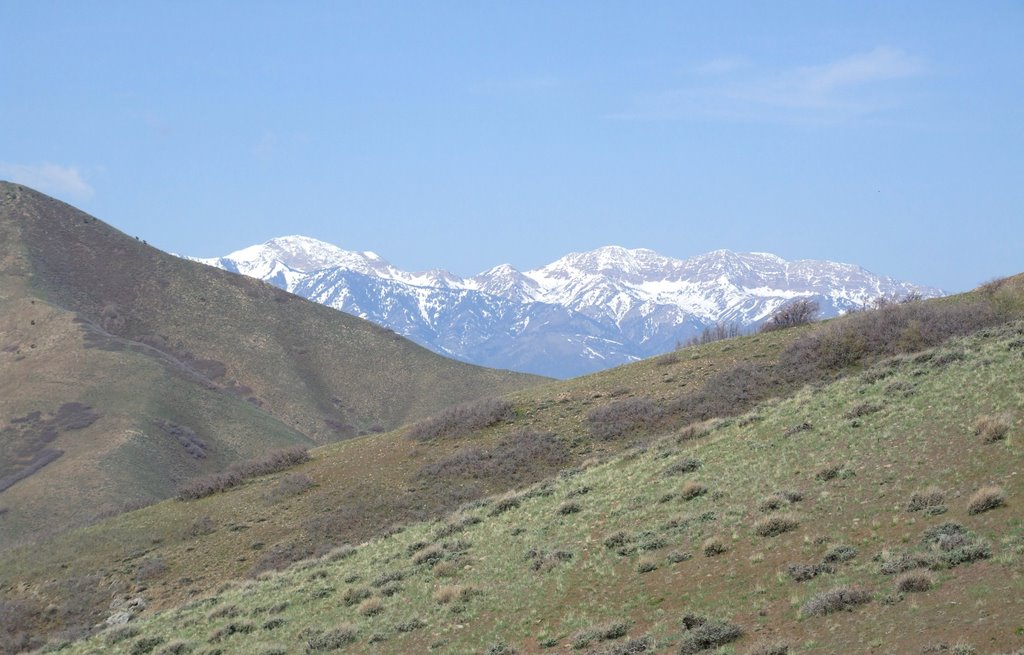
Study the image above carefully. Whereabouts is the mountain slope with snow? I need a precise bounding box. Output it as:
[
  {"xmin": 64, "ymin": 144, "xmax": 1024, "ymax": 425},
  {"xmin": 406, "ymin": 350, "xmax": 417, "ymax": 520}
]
[{"xmin": 190, "ymin": 236, "xmax": 941, "ymax": 377}]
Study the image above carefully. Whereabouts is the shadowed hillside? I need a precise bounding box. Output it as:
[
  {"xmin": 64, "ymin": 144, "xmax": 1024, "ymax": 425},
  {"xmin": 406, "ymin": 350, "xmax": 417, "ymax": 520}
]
[{"xmin": 0, "ymin": 182, "xmax": 542, "ymax": 548}]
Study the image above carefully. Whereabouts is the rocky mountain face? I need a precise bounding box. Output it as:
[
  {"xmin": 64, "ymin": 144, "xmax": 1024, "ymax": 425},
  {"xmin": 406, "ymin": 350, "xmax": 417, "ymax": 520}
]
[{"xmin": 194, "ymin": 237, "xmax": 941, "ymax": 377}]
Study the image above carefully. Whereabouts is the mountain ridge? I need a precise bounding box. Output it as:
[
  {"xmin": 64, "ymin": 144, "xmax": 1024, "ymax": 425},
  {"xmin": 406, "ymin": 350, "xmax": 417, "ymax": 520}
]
[{"xmin": 194, "ymin": 236, "xmax": 942, "ymax": 377}]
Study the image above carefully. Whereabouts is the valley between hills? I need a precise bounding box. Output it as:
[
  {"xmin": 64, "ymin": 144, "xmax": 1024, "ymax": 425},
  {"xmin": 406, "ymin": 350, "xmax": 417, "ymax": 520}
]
[{"xmin": 0, "ymin": 181, "xmax": 1022, "ymax": 655}]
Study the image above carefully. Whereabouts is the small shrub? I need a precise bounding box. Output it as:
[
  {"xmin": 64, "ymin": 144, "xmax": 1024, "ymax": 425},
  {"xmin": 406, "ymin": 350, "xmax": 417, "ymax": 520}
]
[
  {"xmin": 371, "ymin": 570, "xmax": 406, "ymax": 588},
  {"xmin": 131, "ymin": 637, "xmax": 166, "ymax": 655},
  {"xmin": 663, "ymin": 457, "xmax": 702, "ymax": 476},
  {"xmin": 342, "ymin": 587, "xmax": 371, "ymax": 606},
  {"xmin": 208, "ymin": 621, "xmax": 255, "ymax": 642},
  {"xmin": 558, "ymin": 501, "xmax": 582, "ymax": 516},
  {"xmin": 105, "ymin": 625, "xmax": 140, "ymax": 645},
  {"xmin": 974, "ymin": 414, "xmax": 1010, "ymax": 443},
  {"xmin": 667, "ymin": 550, "xmax": 692, "ymax": 563},
  {"xmin": 262, "ymin": 617, "xmax": 287, "ymax": 631},
  {"xmin": 208, "ymin": 604, "xmax": 241, "ymax": 619},
  {"xmin": 304, "ymin": 625, "xmax": 358, "ymax": 651},
  {"xmin": 570, "ymin": 622, "xmax": 631, "ymax": 649},
  {"xmin": 783, "ymin": 421, "xmax": 813, "ymax": 436},
  {"xmin": 377, "ymin": 582, "xmax": 402, "ymax": 598},
  {"xmin": 680, "ymin": 481, "xmax": 707, "ymax": 500},
  {"xmin": 434, "ymin": 585, "xmax": 477, "ymax": 604},
  {"xmin": 489, "ymin": 493, "xmax": 522, "ymax": 516},
  {"xmin": 637, "ymin": 557, "xmax": 658, "ymax": 573},
  {"xmin": 879, "ymin": 549, "xmax": 933, "ymax": 575},
  {"xmin": 177, "ymin": 447, "xmax": 309, "ymax": 500},
  {"xmin": 265, "ymin": 473, "xmax": 314, "ymax": 502},
  {"xmin": 323, "ymin": 545, "xmax": 356, "ymax": 562},
  {"xmin": 702, "ymin": 537, "xmax": 727, "ymax": 557},
  {"xmin": 822, "ymin": 544, "xmax": 857, "ymax": 564},
  {"xmin": 418, "ymin": 429, "xmax": 568, "ymax": 482},
  {"xmin": 412, "ymin": 544, "xmax": 444, "ymax": 566},
  {"xmin": 603, "ymin": 532, "xmax": 631, "ymax": 550},
  {"xmin": 754, "ymin": 515, "xmax": 799, "ymax": 537},
  {"xmin": 800, "ymin": 586, "xmax": 872, "ymax": 616},
  {"xmin": 676, "ymin": 422, "xmax": 713, "ymax": 442},
  {"xmin": 814, "ymin": 464, "xmax": 843, "ymax": 481},
  {"xmin": 967, "ymin": 486, "xmax": 1006, "ymax": 515},
  {"xmin": 394, "ymin": 617, "xmax": 426, "ymax": 633},
  {"xmin": 247, "ymin": 541, "xmax": 315, "ymax": 576},
  {"xmin": 760, "ymin": 298, "xmax": 819, "ymax": 332},
  {"xmin": 358, "ymin": 598, "xmax": 383, "ymax": 616},
  {"xmin": 526, "ymin": 548, "xmax": 574, "ymax": 572},
  {"xmin": 844, "ymin": 401, "xmax": 883, "ymax": 419},
  {"xmin": 156, "ymin": 641, "xmax": 193, "ymax": 655},
  {"xmin": 484, "ymin": 642, "xmax": 518, "ymax": 655},
  {"xmin": 656, "ymin": 352, "xmax": 679, "ymax": 366},
  {"xmin": 896, "ymin": 572, "xmax": 933, "ymax": 593},
  {"xmin": 746, "ymin": 641, "xmax": 789, "ymax": 655},
  {"xmin": 135, "ymin": 556, "xmax": 168, "ymax": 581},
  {"xmin": 186, "ymin": 516, "xmax": 217, "ymax": 537},
  {"xmin": 586, "ymin": 397, "xmax": 663, "ymax": 440},
  {"xmin": 786, "ymin": 562, "xmax": 834, "ymax": 582},
  {"xmin": 677, "ymin": 615, "xmax": 743, "ymax": 654},
  {"xmin": 407, "ymin": 398, "xmax": 514, "ymax": 441},
  {"xmin": 906, "ymin": 487, "xmax": 945, "ymax": 513},
  {"xmin": 433, "ymin": 561, "xmax": 460, "ymax": 578},
  {"xmin": 591, "ymin": 636, "xmax": 652, "ymax": 655}
]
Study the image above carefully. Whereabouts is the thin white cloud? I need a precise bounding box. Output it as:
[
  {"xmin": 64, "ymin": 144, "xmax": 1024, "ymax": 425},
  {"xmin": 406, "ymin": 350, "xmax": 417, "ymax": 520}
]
[
  {"xmin": 0, "ymin": 162, "xmax": 95, "ymax": 199},
  {"xmin": 742, "ymin": 47, "xmax": 925, "ymax": 109},
  {"xmin": 614, "ymin": 47, "xmax": 926, "ymax": 123}
]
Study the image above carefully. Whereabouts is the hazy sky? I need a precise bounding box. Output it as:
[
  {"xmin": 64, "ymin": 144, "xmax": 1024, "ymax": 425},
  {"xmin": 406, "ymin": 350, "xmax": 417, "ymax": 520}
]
[{"xmin": 2, "ymin": 1, "xmax": 1021, "ymax": 291}]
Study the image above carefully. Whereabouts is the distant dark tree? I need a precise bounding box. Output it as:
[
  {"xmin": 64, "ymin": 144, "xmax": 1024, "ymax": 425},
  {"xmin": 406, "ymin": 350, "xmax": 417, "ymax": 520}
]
[{"xmin": 760, "ymin": 298, "xmax": 819, "ymax": 332}]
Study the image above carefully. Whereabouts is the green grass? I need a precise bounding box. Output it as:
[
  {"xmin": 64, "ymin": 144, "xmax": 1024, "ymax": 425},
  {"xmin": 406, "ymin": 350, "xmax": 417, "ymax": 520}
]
[{"xmin": 45, "ymin": 321, "xmax": 1024, "ymax": 654}]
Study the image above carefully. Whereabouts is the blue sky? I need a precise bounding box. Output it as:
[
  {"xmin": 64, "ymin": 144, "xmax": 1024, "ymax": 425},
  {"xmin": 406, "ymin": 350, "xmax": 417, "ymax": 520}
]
[{"xmin": 2, "ymin": 1, "xmax": 1021, "ymax": 291}]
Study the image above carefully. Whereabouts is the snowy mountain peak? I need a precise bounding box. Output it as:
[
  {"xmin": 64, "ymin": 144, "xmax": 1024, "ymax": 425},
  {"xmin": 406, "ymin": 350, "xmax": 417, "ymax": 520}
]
[
  {"xmin": 254, "ymin": 235, "xmax": 355, "ymax": 272},
  {"xmin": 191, "ymin": 235, "xmax": 942, "ymax": 377},
  {"xmin": 537, "ymin": 245, "xmax": 671, "ymax": 280}
]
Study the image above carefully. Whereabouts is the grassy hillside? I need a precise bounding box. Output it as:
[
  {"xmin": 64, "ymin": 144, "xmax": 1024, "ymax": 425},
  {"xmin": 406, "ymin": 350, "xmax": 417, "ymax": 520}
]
[
  {"xmin": 3, "ymin": 274, "xmax": 1021, "ymax": 653},
  {"xmin": 43, "ymin": 316, "xmax": 1024, "ymax": 654},
  {"xmin": 0, "ymin": 182, "xmax": 542, "ymax": 547}
]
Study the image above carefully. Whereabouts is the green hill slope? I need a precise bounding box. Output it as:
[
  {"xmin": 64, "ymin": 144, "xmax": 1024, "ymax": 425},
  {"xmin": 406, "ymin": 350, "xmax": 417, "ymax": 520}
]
[
  {"xmin": 0, "ymin": 182, "xmax": 542, "ymax": 548},
  {"xmin": 48, "ymin": 317, "xmax": 1024, "ymax": 654},
  {"xmin": 3, "ymin": 275, "xmax": 1022, "ymax": 653}
]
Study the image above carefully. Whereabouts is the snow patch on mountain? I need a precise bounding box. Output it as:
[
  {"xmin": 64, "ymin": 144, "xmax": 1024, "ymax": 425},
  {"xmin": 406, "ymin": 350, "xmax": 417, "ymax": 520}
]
[{"xmin": 189, "ymin": 238, "xmax": 941, "ymax": 378}]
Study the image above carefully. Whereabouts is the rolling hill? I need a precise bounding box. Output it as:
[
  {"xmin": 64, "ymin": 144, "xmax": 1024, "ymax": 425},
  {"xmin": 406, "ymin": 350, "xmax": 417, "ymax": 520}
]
[
  {"xmin": 0, "ymin": 182, "xmax": 542, "ymax": 548},
  {"xmin": 2, "ymin": 271, "xmax": 1020, "ymax": 653}
]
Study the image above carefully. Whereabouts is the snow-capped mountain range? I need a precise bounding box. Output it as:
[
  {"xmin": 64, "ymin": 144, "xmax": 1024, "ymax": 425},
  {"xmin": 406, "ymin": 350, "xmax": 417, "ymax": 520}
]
[{"xmin": 190, "ymin": 236, "xmax": 941, "ymax": 378}]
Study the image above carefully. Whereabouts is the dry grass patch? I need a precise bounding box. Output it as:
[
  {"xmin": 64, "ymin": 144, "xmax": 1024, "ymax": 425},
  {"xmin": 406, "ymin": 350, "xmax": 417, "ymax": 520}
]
[
  {"xmin": 433, "ymin": 584, "xmax": 477, "ymax": 604},
  {"xmin": 753, "ymin": 514, "xmax": 799, "ymax": 537},
  {"xmin": 974, "ymin": 414, "xmax": 1011, "ymax": 443},
  {"xmin": 680, "ymin": 481, "xmax": 707, "ymax": 501},
  {"xmin": 896, "ymin": 571, "xmax": 934, "ymax": 593},
  {"xmin": 967, "ymin": 486, "xmax": 1006, "ymax": 515},
  {"xmin": 357, "ymin": 597, "xmax": 383, "ymax": 616}
]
